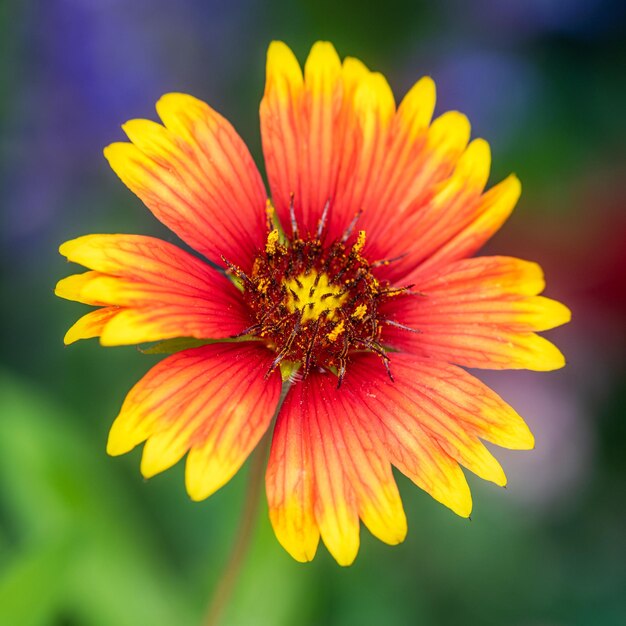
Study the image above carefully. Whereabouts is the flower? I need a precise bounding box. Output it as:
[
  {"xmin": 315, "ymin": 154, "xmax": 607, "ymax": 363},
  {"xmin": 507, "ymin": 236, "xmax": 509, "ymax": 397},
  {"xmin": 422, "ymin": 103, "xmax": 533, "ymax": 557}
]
[{"xmin": 56, "ymin": 41, "xmax": 570, "ymax": 566}]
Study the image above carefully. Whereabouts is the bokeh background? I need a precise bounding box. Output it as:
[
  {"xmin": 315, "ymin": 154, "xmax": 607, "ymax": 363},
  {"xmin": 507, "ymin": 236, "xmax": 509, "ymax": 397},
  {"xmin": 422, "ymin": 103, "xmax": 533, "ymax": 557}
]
[{"xmin": 2, "ymin": 1, "xmax": 626, "ymax": 624}]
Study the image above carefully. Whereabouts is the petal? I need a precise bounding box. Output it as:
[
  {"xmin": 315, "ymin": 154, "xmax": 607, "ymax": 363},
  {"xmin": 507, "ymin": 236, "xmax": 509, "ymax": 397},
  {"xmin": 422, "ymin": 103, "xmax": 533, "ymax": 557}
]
[
  {"xmin": 383, "ymin": 256, "xmax": 570, "ymax": 371},
  {"xmin": 306, "ymin": 394, "xmax": 360, "ymax": 566},
  {"xmin": 261, "ymin": 41, "xmax": 343, "ymax": 235},
  {"xmin": 55, "ymin": 271, "xmax": 109, "ymax": 305},
  {"xmin": 314, "ymin": 373, "xmax": 408, "ymax": 547},
  {"xmin": 394, "ymin": 359, "xmax": 535, "ymax": 452},
  {"xmin": 104, "ymin": 94, "xmax": 267, "ymax": 269},
  {"xmin": 346, "ymin": 354, "xmax": 535, "ymax": 512},
  {"xmin": 358, "ymin": 106, "xmax": 468, "ymax": 244},
  {"xmin": 413, "ymin": 174, "xmax": 523, "ymax": 277},
  {"xmin": 344, "ymin": 357, "xmax": 472, "ymax": 517},
  {"xmin": 63, "ymin": 307, "xmax": 120, "ymax": 345},
  {"xmin": 260, "ymin": 41, "xmax": 479, "ymax": 252},
  {"xmin": 266, "ymin": 386, "xmax": 320, "ymax": 563},
  {"xmin": 367, "ymin": 137, "xmax": 491, "ymax": 282},
  {"xmin": 260, "ymin": 45, "xmax": 517, "ymax": 284},
  {"xmin": 261, "ymin": 41, "xmax": 397, "ymax": 240},
  {"xmin": 268, "ymin": 371, "xmax": 406, "ymax": 565},
  {"xmin": 107, "ymin": 343, "xmax": 282, "ymax": 501},
  {"xmin": 268, "ymin": 376, "xmax": 357, "ymax": 565},
  {"xmin": 56, "ymin": 234, "xmax": 250, "ymax": 345},
  {"xmin": 99, "ymin": 305, "xmax": 246, "ymax": 347},
  {"xmin": 328, "ymin": 69, "xmax": 396, "ymax": 240},
  {"xmin": 361, "ymin": 76, "xmax": 436, "ymax": 214}
]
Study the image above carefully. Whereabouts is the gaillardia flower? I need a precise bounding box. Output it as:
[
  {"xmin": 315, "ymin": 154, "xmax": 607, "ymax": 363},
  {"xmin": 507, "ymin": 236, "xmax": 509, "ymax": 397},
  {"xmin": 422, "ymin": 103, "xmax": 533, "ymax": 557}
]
[{"xmin": 56, "ymin": 41, "xmax": 570, "ymax": 565}]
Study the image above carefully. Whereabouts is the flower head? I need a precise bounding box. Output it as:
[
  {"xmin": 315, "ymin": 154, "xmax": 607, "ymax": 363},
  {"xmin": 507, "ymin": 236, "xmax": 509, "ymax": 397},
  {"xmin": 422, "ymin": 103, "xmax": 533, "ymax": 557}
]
[{"xmin": 56, "ymin": 41, "xmax": 570, "ymax": 565}]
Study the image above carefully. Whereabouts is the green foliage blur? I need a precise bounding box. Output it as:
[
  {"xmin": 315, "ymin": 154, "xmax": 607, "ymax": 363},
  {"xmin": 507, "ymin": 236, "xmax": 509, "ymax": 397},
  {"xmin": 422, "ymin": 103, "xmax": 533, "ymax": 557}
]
[{"xmin": 2, "ymin": 1, "xmax": 625, "ymax": 624}]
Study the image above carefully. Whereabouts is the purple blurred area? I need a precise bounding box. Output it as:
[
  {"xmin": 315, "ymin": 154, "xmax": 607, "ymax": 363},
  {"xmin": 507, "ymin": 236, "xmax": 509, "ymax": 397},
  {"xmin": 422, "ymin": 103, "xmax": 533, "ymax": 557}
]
[{"xmin": 6, "ymin": 0, "xmax": 259, "ymax": 250}]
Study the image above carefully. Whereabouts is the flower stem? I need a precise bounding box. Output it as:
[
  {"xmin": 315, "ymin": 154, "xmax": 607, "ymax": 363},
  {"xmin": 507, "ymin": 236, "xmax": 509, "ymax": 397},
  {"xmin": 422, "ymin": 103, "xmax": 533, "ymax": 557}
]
[
  {"xmin": 202, "ymin": 382, "xmax": 291, "ymax": 626},
  {"xmin": 202, "ymin": 432, "xmax": 270, "ymax": 626}
]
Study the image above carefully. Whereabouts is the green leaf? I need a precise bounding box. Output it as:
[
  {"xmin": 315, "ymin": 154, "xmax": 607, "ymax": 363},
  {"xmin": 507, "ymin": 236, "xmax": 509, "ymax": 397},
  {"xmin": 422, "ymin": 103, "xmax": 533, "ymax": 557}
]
[
  {"xmin": 139, "ymin": 336, "xmax": 258, "ymax": 355},
  {"xmin": 138, "ymin": 337, "xmax": 218, "ymax": 354}
]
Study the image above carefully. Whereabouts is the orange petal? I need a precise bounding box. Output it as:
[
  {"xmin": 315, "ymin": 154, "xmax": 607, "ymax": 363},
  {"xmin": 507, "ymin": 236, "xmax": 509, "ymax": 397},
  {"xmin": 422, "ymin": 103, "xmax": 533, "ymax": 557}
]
[
  {"xmin": 311, "ymin": 373, "xmax": 408, "ymax": 547},
  {"xmin": 363, "ymin": 77, "xmax": 436, "ymax": 214},
  {"xmin": 345, "ymin": 354, "xmax": 536, "ymax": 512},
  {"xmin": 260, "ymin": 44, "xmax": 518, "ymax": 283},
  {"xmin": 415, "ymin": 174, "xmax": 522, "ymax": 277},
  {"xmin": 369, "ymin": 137, "xmax": 491, "ymax": 282},
  {"xmin": 359, "ymin": 107, "xmax": 468, "ymax": 245},
  {"xmin": 268, "ymin": 371, "xmax": 407, "ymax": 565},
  {"xmin": 105, "ymin": 94, "xmax": 267, "ymax": 269},
  {"xmin": 261, "ymin": 41, "xmax": 343, "ymax": 235},
  {"xmin": 261, "ymin": 41, "xmax": 397, "ymax": 240},
  {"xmin": 107, "ymin": 343, "xmax": 282, "ymax": 501},
  {"xmin": 344, "ymin": 356, "xmax": 473, "ymax": 517},
  {"xmin": 383, "ymin": 256, "xmax": 570, "ymax": 371},
  {"xmin": 389, "ymin": 358, "xmax": 535, "ymax": 451},
  {"xmin": 57, "ymin": 234, "xmax": 250, "ymax": 345},
  {"xmin": 261, "ymin": 41, "xmax": 480, "ymax": 252},
  {"xmin": 329, "ymin": 69, "xmax": 396, "ymax": 241},
  {"xmin": 99, "ymin": 305, "xmax": 246, "ymax": 347},
  {"xmin": 266, "ymin": 385, "xmax": 320, "ymax": 563}
]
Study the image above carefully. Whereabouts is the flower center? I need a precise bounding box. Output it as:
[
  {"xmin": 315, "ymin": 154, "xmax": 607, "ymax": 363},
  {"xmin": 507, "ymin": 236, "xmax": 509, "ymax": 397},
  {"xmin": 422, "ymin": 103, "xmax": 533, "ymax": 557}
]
[
  {"xmin": 223, "ymin": 202, "xmax": 414, "ymax": 384},
  {"xmin": 282, "ymin": 271, "xmax": 348, "ymax": 323}
]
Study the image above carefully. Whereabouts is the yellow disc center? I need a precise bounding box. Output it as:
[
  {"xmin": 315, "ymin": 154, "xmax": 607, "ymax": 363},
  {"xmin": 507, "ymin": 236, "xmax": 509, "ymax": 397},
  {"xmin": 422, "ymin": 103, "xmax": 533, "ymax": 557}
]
[{"xmin": 283, "ymin": 272, "xmax": 348, "ymax": 323}]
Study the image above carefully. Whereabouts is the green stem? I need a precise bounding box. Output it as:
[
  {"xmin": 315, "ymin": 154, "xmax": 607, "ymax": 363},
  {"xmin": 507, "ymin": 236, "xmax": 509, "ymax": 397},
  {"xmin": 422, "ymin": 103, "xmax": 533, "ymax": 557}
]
[
  {"xmin": 202, "ymin": 432, "xmax": 269, "ymax": 626},
  {"xmin": 202, "ymin": 382, "xmax": 291, "ymax": 626}
]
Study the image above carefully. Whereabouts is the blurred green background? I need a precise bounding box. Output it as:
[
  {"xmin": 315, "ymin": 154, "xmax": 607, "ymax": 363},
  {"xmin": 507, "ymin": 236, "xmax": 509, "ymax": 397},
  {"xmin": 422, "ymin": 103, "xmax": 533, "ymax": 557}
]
[{"xmin": 2, "ymin": 1, "xmax": 626, "ymax": 624}]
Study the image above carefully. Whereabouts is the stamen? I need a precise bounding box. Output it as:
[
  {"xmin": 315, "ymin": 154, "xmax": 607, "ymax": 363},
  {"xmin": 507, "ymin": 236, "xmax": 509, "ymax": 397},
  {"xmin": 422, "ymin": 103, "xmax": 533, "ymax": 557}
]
[
  {"xmin": 381, "ymin": 285, "xmax": 414, "ymax": 297},
  {"xmin": 232, "ymin": 299, "xmax": 284, "ymax": 337},
  {"xmin": 371, "ymin": 253, "xmax": 408, "ymax": 268},
  {"xmin": 352, "ymin": 304, "xmax": 367, "ymax": 320},
  {"xmin": 266, "ymin": 229, "xmax": 279, "ymax": 255},
  {"xmin": 289, "ymin": 193, "xmax": 299, "ymax": 239},
  {"xmin": 266, "ymin": 319, "xmax": 301, "ymax": 378},
  {"xmin": 341, "ymin": 209, "xmax": 363, "ymax": 243},
  {"xmin": 304, "ymin": 317, "xmax": 322, "ymax": 375},
  {"xmin": 231, "ymin": 323, "xmax": 262, "ymax": 338},
  {"xmin": 336, "ymin": 331, "xmax": 350, "ymax": 388},
  {"xmin": 382, "ymin": 319, "xmax": 421, "ymax": 333},
  {"xmin": 327, "ymin": 320, "xmax": 345, "ymax": 342},
  {"xmin": 221, "ymin": 256, "xmax": 254, "ymax": 288},
  {"xmin": 355, "ymin": 338, "xmax": 394, "ymax": 381},
  {"xmin": 351, "ymin": 230, "xmax": 366, "ymax": 255},
  {"xmin": 265, "ymin": 198, "xmax": 276, "ymax": 231},
  {"xmin": 316, "ymin": 199, "xmax": 331, "ymax": 240},
  {"xmin": 308, "ymin": 273, "xmax": 322, "ymax": 298}
]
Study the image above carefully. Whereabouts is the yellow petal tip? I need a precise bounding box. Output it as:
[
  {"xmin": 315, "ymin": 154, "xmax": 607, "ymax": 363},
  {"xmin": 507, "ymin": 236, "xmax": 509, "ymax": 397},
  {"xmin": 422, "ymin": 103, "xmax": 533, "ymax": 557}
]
[
  {"xmin": 184, "ymin": 452, "xmax": 238, "ymax": 502},
  {"xmin": 106, "ymin": 423, "xmax": 137, "ymax": 457},
  {"xmin": 62, "ymin": 328, "xmax": 80, "ymax": 346},
  {"xmin": 495, "ymin": 470, "xmax": 508, "ymax": 488},
  {"xmin": 185, "ymin": 475, "xmax": 218, "ymax": 502},
  {"xmin": 449, "ymin": 488, "xmax": 473, "ymax": 519},
  {"xmin": 265, "ymin": 41, "xmax": 303, "ymax": 98},
  {"xmin": 504, "ymin": 173, "xmax": 523, "ymax": 200},
  {"xmin": 306, "ymin": 41, "xmax": 340, "ymax": 67},
  {"xmin": 58, "ymin": 237, "xmax": 83, "ymax": 260}
]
